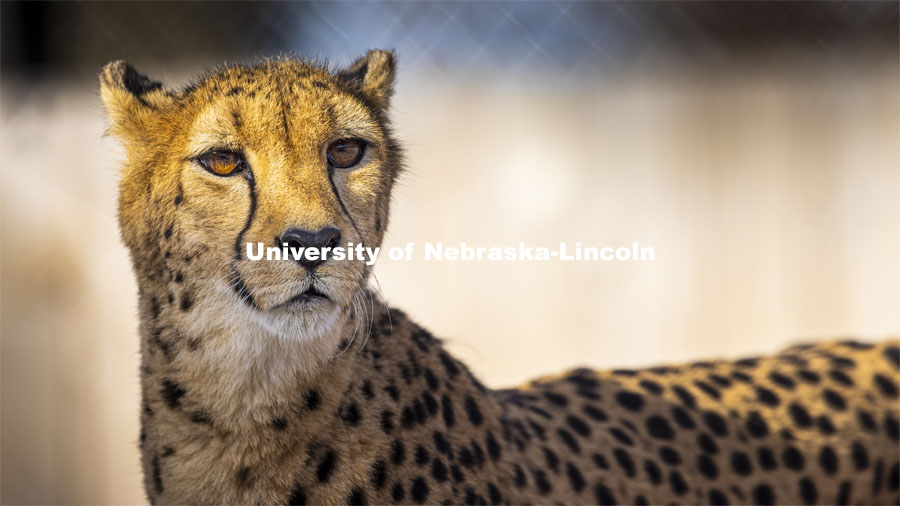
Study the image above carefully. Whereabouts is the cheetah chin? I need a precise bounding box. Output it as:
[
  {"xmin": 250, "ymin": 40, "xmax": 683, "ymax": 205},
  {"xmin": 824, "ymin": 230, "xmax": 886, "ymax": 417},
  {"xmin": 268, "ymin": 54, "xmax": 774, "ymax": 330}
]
[{"xmin": 101, "ymin": 50, "xmax": 900, "ymax": 505}]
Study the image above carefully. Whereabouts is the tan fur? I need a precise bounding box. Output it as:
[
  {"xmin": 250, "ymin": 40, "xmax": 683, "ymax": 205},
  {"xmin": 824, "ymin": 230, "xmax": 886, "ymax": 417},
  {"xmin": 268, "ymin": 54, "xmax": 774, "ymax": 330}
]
[{"xmin": 102, "ymin": 52, "xmax": 900, "ymax": 505}]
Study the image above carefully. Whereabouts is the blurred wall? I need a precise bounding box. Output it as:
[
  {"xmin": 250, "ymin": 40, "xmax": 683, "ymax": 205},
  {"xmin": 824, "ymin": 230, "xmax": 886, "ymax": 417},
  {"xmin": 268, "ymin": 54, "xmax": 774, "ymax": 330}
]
[{"xmin": 2, "ymin": 2, "xmax": 898, "ymax": 504}]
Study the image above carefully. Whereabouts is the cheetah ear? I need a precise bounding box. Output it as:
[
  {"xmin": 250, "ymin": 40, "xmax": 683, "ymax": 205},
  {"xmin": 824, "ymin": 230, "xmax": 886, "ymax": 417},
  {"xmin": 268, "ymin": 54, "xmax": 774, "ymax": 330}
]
[
  {"xmin": 99, "ymin": 61, "xmax": 174, "ymax": 143},
  {"xmin": 337, "ymin": 49, "xmax": 396, "ymax": 110}
]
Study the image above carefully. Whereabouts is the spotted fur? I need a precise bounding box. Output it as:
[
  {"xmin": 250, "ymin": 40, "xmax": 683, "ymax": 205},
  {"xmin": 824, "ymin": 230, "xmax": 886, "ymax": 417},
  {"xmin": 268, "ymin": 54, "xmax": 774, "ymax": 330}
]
[{"xmin": 101, "ymin": 52, "xmax": 900, "ymax": 505}]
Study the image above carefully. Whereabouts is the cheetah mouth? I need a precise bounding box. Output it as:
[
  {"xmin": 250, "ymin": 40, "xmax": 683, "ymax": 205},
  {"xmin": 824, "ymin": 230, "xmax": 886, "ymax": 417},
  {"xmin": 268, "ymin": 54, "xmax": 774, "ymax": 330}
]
[{"xmin": 284, "ymin": 286, "xmax": 330, "ymax": 306}]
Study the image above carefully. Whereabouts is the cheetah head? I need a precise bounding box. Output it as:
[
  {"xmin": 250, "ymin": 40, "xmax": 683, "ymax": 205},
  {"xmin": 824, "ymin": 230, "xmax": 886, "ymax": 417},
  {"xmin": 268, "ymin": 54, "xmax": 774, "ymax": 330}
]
[{"xmin": 101, "ymin": 51, "xmax": 400, "ymax": 341}]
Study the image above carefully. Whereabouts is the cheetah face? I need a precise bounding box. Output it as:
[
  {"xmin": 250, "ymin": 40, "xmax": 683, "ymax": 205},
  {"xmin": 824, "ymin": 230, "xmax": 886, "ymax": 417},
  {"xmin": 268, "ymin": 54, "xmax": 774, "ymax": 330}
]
[{"xmin": 101, "ymin": 52, "xmax": 401, "ymax": 338}]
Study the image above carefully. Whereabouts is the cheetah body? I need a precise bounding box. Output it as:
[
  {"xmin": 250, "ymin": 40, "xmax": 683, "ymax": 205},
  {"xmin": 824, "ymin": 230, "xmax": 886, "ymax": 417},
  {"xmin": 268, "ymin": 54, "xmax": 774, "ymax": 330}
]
[{"xmin": 99, "ymin": 52, "xmax": 900, "ymax": 505}]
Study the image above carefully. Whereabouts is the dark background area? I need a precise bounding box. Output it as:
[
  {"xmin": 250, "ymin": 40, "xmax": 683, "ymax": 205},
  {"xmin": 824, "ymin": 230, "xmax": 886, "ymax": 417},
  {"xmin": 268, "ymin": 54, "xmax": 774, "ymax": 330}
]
[{"xmin": 3, "ymin": 1, "xmax": 897, "ymax": 80}]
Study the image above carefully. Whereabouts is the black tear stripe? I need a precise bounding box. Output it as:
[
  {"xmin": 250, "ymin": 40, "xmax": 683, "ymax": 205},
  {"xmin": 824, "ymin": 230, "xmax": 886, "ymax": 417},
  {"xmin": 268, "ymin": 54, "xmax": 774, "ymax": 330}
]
[{"xmin": 230, "ymin": 170, "xmax": 259, "ymax": 309}]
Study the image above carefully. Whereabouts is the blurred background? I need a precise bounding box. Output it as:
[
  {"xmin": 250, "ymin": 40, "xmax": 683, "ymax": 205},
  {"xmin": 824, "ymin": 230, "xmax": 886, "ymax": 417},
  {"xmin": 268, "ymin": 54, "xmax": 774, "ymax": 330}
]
[{"xmin": 1, "ymin": 1, "xmax": 898, "ymax": 503}]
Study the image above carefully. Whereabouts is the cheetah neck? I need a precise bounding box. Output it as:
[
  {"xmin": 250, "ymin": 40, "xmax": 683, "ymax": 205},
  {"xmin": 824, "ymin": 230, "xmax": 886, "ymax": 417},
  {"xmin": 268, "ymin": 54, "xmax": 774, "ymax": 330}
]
[{"xmin": 138, "ymin": 279, "xmax": 374, "ymax": 433}]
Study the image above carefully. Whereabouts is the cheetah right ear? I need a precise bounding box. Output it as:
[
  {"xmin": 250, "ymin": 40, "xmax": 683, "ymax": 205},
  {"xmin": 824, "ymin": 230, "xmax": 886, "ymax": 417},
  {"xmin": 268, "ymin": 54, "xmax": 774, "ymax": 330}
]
[
  {"xmin": 99, "ymin": 61, "xmax": 174, "ymax": 143},
  {"xmin": 337, "ymin": 49, "xmax": 396, "ymax": 110}
]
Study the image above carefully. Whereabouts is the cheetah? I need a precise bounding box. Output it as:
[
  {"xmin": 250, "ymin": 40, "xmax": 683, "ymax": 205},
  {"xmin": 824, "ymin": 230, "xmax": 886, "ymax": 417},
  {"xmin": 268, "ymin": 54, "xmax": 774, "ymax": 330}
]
[{"xmin": 99, "ymin": 50, "xmax": 900, "ymax": 505}]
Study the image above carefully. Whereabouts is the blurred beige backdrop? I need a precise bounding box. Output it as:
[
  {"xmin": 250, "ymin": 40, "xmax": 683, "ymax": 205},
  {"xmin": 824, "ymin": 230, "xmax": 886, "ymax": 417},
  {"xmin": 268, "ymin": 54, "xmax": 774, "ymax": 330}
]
[{"xmin": 2, "ymin": 2, "xmax": 900, "ymax": 503}]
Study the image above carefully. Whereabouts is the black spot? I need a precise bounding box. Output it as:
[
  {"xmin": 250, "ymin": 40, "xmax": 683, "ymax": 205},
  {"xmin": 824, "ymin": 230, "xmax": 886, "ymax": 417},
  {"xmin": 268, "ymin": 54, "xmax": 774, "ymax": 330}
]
[
  {"xmin": 160, "ymin": 380, "xmax": 186, "ymax": 409},
  {"xmin": 557, "ymin": 427, "xmax": 581, "ymax": 453},
  {"xmin": 815, "ymin": 415, "xmax": 836, "ymax": 435},
  {"xmin": 414, "ymin": 445, "xmax": 430, "ymax": 466},
  {"xmin": 615, "ymin": 390, "xmax": 644, "ymax": 411},
  {"xmin": 731, "ymin": 371, "xmax": 752, "ymax": 382},
  {"xmin": 541, "ymin": 446, "xmax": 560, "ymax": 472},
  {"xmin": 271, "ymin": 417, "xmax": 287, "ymax": 431},
  {"xmin": 639, "ymin": 379, "xmax": 664, "ymax": 394},
  {"xmin": 488, "ymin": 482, "xmax": 503, "ymax": 503},
  {"xmin": 380, "ymin": 410, "xmax": 394, "ymax": 434},
  {"xmin": 303, "ymin": 390, "xmax": 321, "ymax": 411},
  {"xmin": 828, "ymin": 369, "xmax": 854, "ymax": 387},
  {"xmin": 659, "ymin": 446, "xmax": 681, "ymax": 465},
  {"xmin": 818, "ymin": 446, "xmax": 838, "ymax": 475},
  {"xmin": 438, "ymin": 351, "xmax": 460, "ymax": 377},
  {"xmin": 884, "ymin": 346, "xmax": 900, "ymax": 369},
  {"xmin": 458, "ymin": 446, "xmax": 476, "ymax": 469},
  {"xmin": 390, "ymin": 482, "xmax": 405, "ymax": 502},
  {"xmin": 608, "ymin": 427, "xmax": 634, "ymax": 446},
  {"xmin": 709, "ymin": 374, "xmax": 732, "ymax": 387},
  {"xmin": 851, "ymin": 441, "xmax": 869, "ymax": 470},
  {"xmin": 534, "ymin": 470, "xmax": 552, "ymax": 495},
  {"xmin": 594, "ymin": 482, "xmax": 617, "ymax": 505},
  {"xmin": 339, "ymin": 402, "xmax": 361, "ymax": 426},
  {"xmin": 797, "ymin": 369, "xmax": 821, "ymax": 384},
  {"xmin": 874, "ymin": 373, "xmax": 899, "ymax": 397},
  {"xmin": 783, "ymin": 445, "xmax": 805, "ymax": 471},
  {"xmin": 757, "ymin": 447, "xmax": 777, "ymax": 470},
  {"xmin": 697, "ymin": 432, "xmax": 719, "ymax": 454},
  {"xmin": 316, "ymin": 451, "xmax": 337, "ymax": 483},
  {"xmin": 566, "ymin": 462, "xmax": 586, "ymax": 492},
  {"xmin": 360, "ymin": 380, "xmax": 375, "ymax": 400},
  {"xmin": 752, "ymin": 483, "xmax": 775, "ymax": 505},
  {"xmin": 672, "ymin": 385, "xmax": 697, "ymax": 408},
  {"xmin": 423, "ymin": 368, "xmax": 439, "ymax": 391},
  {"xmin": 566, "ymin": 414, "xmax": 591, "ymax": 437},
  {"xmin": 463, "ymin": 396, "xmax": 483, "ymax": 426},
  {"xmin": 836, "ymin": 481, "xmax": 852, "ymax": 505},
  {"xmin": 180, "ymin": 293, "xmax": 192, "ymax": 311},
  {"xmin": 830, "ymin": 356, "xmax": 856, "ymax": 369},
  {"xmin": 513, "ymin": 464, "xmax": 527, "ymax": 487},
  {"xmin": 703, "ymin": 411, "xmax": 728, "ymax": 436},
  {"xmin": 410, "ymin": 477, "xmax": 429, "ymax": 503},
  {"xmin": 745, "ymin": 411, "xmax": 769, "ymax": 437},
  {"xmin": 634, "ymin": 495, "xmax": 648, "ymax": 505},
  {"xmin": 441, "ymin": 394, "xmax": 455, "ymax": 427},
  {"xmin": 709, "ymin": 489, "xmax": 729, "ymax": 505},
  {"xmin": 583, "ymin": 404, "xmax": 608, "ymax": 421},
  {"xmin": 671, "ymin": 406, "xmax": 695, "ymax": 429},
  {"xmin": 431, "ymin": 458, "xmax": 448, "ymax": 482},
  {"xmin": 736, "ymin": 357, "xmax": 760, "ymax": 368},
  {"xmin": 873, "ymin": 458, "xmax": 885, "ymax": 496},
  {"xmin": 347, "ymin": 488, "xmax": 367, "ymax": 505},
  {"xmin": 858, "ymin": 409, "xmax": 878, "ymax": 432},
  {"xmin": 756, "ymin": 386, "xmax": 780, "ymax": 406},
  {"xmin": 886, "ymin": 412, "xmax": 900, "ymax": 441},
  {"xmin": 614, "ymin": 448, "xmax": 636, "ymax": 477},
  {"xmin": 694, "ymin": 380, "xmax": 721, "ymax": 400},
  {"xmin": 823, "ymin": 389, "xmax": 847, "ymax": 410},
  {"xmin": 152, "ymin": 455, "xmax": 163, "ymax": 493},
  {"xmin": 391, "ymin": 440, "xmax": 406, "ymax": 465},
  {"xmin": 768, "ymin": 371, "xmax": 796, "ymax": 389},
  {"xmin": 164, "ymin": 226, "xmax": 173, "ymax": 240},
  {"xmin": 697, "ymin": 454, "xmax": 718, "ymax": 479},
  {"xmin": 287, "ymin": 485, "xmax": 306, "ymax": 505},
  {"xmin": 798, "ymin": 478, "xmax": 817, "ymax": 505},
  {"xmin": 643, "ymin": 459, "xmax": 663, "ymax": 484},
  {"xmin": 543, "ymin": 391, "xmax": 569, "ymax": 406},
  {"xmin": 887, "ymin": 462, "xmax": 899, "ymax": 491},
  {"xmin": 669, "ymin": 470, "xmax": 689, "ymax": 495},
  {"xmin": 646, "ymin": 415, "xmax": 675, "ymax": 440},
  {"xmin": 174, "ymin": 272, "xmax": 183, "ymax": 283},
  {"xmin": 731, "ymin": 451, "xmax": 752, "ymax": 475},
  {"xmin": 384, "ymin": 384, "xmax": 400, "ymax": 401},
  {"xmin": 451, "ymin": 464, "xmax": 464, "ymax": 483},
  {"xmin": 788, "ymin": 402, "xmax": 813, "ymax": 428}
]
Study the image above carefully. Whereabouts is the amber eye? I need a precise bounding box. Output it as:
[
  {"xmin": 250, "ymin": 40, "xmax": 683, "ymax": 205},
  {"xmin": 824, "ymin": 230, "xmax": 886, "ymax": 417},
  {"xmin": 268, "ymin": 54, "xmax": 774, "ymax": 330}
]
[
  {"xmin": 196, "ymin": 150, "xmax": 245, "ymax": 176},
  {"xmin": 326, "ymin": 139, "xmax": 366, "ymax": 169}
]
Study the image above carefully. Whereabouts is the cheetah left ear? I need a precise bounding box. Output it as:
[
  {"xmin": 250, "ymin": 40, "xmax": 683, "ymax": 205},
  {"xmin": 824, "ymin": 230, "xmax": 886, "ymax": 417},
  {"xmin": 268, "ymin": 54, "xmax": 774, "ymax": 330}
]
[
  {"xmin": 99, "ymin": 61, "xmax": 175, "ymax": 145},
  {"xmin": 337, "ymin": 49, "xmax": 396, "ymax": 110}
]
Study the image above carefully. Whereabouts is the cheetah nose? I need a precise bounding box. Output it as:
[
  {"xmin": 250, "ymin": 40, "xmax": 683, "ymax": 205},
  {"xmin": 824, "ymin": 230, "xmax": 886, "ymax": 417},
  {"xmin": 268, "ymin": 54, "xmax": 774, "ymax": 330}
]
[{"xmin": 280, "ymin": 226, "xmax": 342, "ymax": 270}]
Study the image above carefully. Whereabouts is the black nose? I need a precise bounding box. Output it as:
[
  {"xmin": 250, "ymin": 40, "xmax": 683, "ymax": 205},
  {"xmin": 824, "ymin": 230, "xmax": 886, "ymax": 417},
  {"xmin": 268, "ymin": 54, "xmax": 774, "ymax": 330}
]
[{"xmin": 279, "ymin": 226, "xmax": 342, "ymax": 270}]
